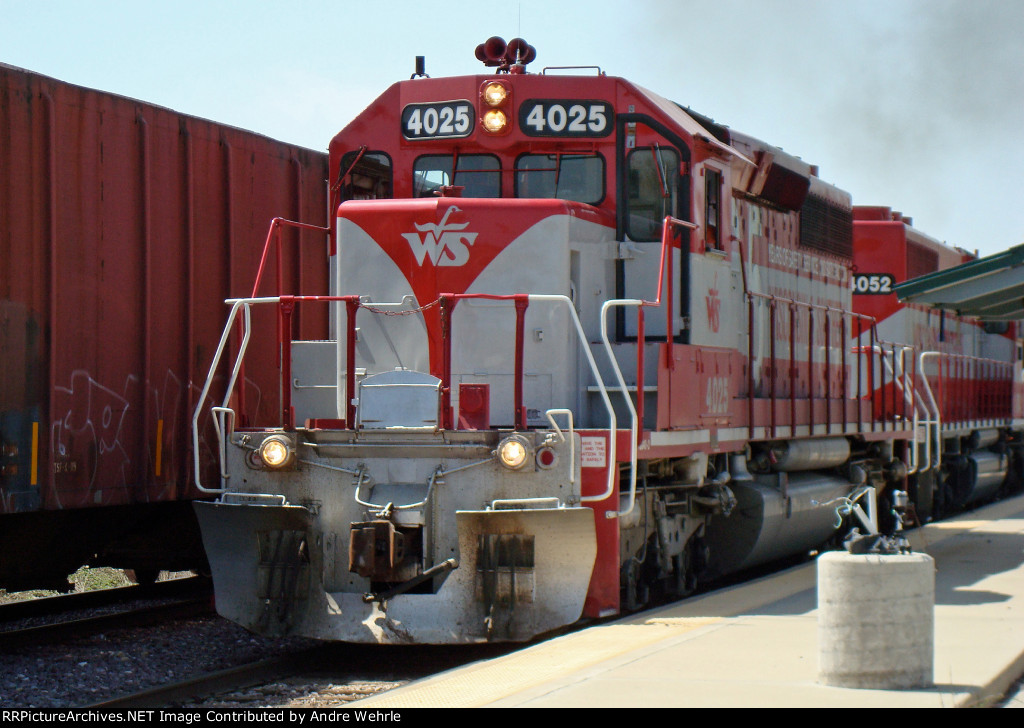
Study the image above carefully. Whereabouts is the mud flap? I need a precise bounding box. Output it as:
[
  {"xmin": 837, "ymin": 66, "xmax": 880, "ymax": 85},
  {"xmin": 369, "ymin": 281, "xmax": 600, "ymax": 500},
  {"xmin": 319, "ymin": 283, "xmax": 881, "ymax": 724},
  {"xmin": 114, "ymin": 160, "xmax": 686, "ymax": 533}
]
[
  {"xmin": 194, "ymin": 500, "xmax": 313, "ymax": 636},
  {"xmin": 455, "ymin": 507, "xmax": 597, "ymax": 641}
]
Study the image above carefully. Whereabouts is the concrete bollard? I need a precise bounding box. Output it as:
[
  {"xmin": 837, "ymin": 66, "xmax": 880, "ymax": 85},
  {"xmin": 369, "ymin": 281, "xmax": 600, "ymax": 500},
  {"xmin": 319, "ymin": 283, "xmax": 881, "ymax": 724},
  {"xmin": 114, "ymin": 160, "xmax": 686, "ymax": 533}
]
[{"xmin": 817, "ymin": 551, "xmax": 935, "ymax": 689}]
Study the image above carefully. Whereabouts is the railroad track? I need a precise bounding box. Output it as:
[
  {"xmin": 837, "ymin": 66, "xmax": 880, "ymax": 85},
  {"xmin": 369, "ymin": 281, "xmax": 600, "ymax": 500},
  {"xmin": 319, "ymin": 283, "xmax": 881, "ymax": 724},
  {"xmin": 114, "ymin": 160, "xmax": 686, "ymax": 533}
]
[
  {"xmin": 80, "ymin": 642, "xmax": 519, "ymax": 709},
  {"xmin": 0, "ymin": 575, "xmax": 211, "ymax": 621},
  {"xmin": 82, "ymin": 649, "xmax": 326, "ymax": 710},
  {"xmin": 0, "ymin": 576, "xmax": 213, "ymax": 648}
]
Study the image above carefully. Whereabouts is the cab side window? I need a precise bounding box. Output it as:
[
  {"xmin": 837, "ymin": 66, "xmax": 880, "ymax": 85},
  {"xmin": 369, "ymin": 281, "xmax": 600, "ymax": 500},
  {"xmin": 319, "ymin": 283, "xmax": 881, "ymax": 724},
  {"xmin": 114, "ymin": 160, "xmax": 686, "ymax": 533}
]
[
  {"xmin": 705, "ymin": 168, "xmax": 722, "ymax": 249},
  {"xmin": 339, "ymin": 151, "xmax": 392, "ymax": 200}
]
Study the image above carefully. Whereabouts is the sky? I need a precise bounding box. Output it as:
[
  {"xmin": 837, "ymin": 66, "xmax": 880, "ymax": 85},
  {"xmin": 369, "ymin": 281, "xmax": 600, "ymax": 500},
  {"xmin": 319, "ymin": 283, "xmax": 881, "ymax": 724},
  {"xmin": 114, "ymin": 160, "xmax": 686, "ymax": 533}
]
[{"xmin": 4, "ymin": 0, "xmax": 1022, "ymax": 258}]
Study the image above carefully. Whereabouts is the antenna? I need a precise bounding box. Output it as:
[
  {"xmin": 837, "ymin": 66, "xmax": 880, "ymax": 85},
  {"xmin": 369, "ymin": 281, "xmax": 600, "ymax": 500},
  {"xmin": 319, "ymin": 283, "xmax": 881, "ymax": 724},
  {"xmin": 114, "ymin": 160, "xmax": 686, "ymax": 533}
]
[{"xmin": 411, "ymin": 56, "xmax": 428, "ymax": 79}]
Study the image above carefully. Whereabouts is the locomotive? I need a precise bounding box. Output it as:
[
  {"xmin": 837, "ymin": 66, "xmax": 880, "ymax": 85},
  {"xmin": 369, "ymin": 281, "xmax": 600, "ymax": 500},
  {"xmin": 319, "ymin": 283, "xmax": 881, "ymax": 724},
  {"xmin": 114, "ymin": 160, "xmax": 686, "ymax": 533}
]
[{"xmin": 192, "ymin": 39, "xmax": 1023, "ymax": 643}]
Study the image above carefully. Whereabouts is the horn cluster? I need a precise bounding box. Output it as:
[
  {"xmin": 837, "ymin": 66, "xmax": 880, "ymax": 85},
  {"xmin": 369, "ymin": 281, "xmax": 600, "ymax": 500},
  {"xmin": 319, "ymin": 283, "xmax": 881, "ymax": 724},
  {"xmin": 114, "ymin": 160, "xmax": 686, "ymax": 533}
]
[{"xmin": 475, "ymin": 36, "xmax": 536, "ymax": 70}]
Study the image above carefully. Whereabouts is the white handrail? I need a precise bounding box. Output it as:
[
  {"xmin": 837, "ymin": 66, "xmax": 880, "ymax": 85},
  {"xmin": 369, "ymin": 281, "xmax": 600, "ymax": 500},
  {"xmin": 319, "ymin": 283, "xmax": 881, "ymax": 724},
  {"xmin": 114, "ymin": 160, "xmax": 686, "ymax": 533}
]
[
  {"xmin": 528, "ymin": 295, "xmax": 618, "ymax": 504},
  {"xmin": 544, "ymin": 408, "xmax": 576, "ymax": 486},
  {"xmin": 599, "ymin": 299, "xmax": 642, "ymax": 519},
  {"xmin": 858, "ymin": 343, "xmax": 929, "ymax": 474},
  {"xmin": 917, "ymin": 351, "xmax": 945, "ymax": 471},
  {"xmin": 191, "ymin": 297, "xmax": 278, "ymax": 493}
]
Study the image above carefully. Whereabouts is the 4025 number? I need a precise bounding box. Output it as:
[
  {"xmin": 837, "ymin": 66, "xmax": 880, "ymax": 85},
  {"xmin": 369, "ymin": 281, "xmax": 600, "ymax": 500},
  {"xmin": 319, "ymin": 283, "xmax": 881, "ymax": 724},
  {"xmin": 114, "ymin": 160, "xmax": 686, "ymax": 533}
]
[
  {"xmin": 519, "ymin": 99, "xmax": 613, "ymax": 137},
  {"xmin": 402, "ymin": 101, "xmax": 474, "ymax": 140}
]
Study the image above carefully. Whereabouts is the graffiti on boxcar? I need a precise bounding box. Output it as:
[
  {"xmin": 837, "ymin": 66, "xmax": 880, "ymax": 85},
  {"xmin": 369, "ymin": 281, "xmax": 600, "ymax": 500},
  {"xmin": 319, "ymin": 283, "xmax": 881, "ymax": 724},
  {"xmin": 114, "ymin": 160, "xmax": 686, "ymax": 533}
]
[
  {"xmin": 47, "ymin": 367, "xmax": 267, "ymax": 507},
  {"xmin": 50, "ymin": 370, "xmax": 135, "ymax": 506}
]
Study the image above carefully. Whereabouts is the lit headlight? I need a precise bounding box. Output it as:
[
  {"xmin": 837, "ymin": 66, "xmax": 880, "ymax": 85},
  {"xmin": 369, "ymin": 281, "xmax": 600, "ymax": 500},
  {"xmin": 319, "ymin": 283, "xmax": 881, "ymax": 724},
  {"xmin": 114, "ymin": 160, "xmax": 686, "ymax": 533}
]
[
  {"xmin": 482, "ymin": 82, "xmax": 508, "ymax": 107},
  {"xmin": 496, "ymin": 434, "xmax": 531, "ymax": 470},
  {"xmin": 258, "ymin": 435, "xmax": 296, "ymax": 469},
  {"xmin": 482, "ymin": 109, "xmax": 508, "ymax": 133}
]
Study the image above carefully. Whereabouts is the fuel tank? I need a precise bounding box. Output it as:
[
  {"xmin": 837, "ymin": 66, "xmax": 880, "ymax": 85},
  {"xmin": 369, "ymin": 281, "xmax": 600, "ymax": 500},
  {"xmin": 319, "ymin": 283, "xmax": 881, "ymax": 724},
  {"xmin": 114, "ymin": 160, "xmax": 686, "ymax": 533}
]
[
  {"xmin": 964, "ymin": 451, "xmax": 1008, "ymax": 505},
  {"xmin": 702, "ymin": 472, "xmax": 852, "ymax": 576}
]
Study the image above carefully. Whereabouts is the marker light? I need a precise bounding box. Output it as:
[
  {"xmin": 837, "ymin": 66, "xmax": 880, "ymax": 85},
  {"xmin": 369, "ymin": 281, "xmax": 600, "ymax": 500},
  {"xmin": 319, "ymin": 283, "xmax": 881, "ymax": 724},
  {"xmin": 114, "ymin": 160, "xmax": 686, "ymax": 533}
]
[
  {"xmin": 497, "ymin": 435, "xmax": 531, "ymax": 470},
  {"xmin": 482, "ymin": 82, "xmax": 508, "ymax": 107},
  {"xmin": 258, "ymin": 435, "xmax": 296, "ymax": 469},
  {"xmin": 536, "ymin": 446, "xmax": 558, "ymax": 470},
  {"xmin": 482, "ymin": 109, "xmax": 508, "ymax": 134}
]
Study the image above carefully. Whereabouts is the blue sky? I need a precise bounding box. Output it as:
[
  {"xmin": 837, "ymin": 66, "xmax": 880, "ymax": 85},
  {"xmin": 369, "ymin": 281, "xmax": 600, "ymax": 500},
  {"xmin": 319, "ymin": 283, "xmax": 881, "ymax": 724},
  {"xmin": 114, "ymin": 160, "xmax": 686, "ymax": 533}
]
[{"xmin": 5, "ymin": 0, "xmax": 1022, "ymax": 257}]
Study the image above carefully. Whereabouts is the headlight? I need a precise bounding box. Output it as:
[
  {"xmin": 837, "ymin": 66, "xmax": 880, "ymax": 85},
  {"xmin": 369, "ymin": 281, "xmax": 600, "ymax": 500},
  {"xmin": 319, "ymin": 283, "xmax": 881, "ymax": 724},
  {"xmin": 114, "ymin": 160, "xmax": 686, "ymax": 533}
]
[
  {"xmin": 481, "ymin": 109, "xmax": 508, "ymax": 134},
  {"xmin": 258, "ymin": 435, "xmax": 296, "ymax": 469},
  {"xmin": 496, "ymin": 434, "xmax": 531, "ymax": 470},
  {"xmin": 482, "ymin": 82, "xmax": 508, "ymax": 107}
]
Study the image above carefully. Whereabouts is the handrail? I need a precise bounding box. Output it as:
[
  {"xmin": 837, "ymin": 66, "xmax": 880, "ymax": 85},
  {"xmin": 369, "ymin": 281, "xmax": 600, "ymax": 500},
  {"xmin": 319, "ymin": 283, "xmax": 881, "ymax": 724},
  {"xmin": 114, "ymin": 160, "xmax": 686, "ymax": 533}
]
[
  {"xmin": 859, "ymin": 343, "xmax": 923, "ymax": 473},
  {"xmin": 600, "ymin": 299, "xmax": 640, "ymax": 517},
  {"xmin": 194, "ymin": 292, "xmax": 622, "ymax": 504},
  {"xmin": 917, "ymin": 351, "xmax": 946, "ymax": 470},
  {"xmin": 250, "ymin": 217, "xmax": 331, "ymax": 299},
  {"xmin": 746, "ymin": 293, "xmax": 878, "ymax": 437},
  {"xmin": 916, "ymin": 351, "xmax": 943, "ymax": 471},
  {"xmin": 353, "ymin": 466, "xmax": 443, "ymax": 511},
  {"xmin": 192, "ymin": 298, "xmax": 265, "ymax": 493},
  {"xmin": 917, "ymin": 351, "xmax": 1014, "ymax": 429},
  {"xmin": 598, "ymin": 217, "xmax": 696, "ymax": 518},
  {"xmin": 440, "ymin": 293, "xmax": 620, "ymax": 504},
  {"xmin": 745, "ymin": 286, "xmax": 930, "ymax": 440},
  {"xmin": 192, "ymin": 293, "xmax": 334, "ymax": 492},
  {"xmin": 544, "ymin": 408, "xmax": 576, "ymax": 487}
]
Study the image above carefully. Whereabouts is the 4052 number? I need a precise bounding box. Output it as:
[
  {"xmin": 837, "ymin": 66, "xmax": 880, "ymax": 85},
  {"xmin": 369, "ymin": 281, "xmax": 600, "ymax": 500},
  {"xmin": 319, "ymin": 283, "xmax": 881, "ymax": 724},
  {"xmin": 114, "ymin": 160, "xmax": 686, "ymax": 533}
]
[{"xmin": 852, "ymin": 273, "xmax": 896, "ymax": 294}]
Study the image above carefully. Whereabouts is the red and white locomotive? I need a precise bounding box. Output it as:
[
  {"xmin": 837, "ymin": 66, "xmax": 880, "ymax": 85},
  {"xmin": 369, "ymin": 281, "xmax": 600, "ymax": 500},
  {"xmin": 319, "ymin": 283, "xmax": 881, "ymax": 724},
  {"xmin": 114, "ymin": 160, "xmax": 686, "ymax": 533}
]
[{"xmin": 193, "ymin": 40, "xmax": 1023, "ymax": 643}]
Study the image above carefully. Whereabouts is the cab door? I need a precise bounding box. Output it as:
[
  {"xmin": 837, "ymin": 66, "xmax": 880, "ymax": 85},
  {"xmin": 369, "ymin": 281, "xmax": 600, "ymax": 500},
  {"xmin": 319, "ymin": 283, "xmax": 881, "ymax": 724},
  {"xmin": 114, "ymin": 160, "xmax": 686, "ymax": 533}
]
[{"xmin": 616, "ymin": 118, "xmax": 692, "ymax": 343}]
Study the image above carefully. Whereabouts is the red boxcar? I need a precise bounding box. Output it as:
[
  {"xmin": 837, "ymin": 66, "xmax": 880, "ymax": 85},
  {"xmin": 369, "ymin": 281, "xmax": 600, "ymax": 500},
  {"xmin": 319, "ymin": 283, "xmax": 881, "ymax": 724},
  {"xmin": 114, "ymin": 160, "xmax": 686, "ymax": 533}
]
[{"xmin": 0, "ymin": 64, "xmax": 329, "ymax": 589}]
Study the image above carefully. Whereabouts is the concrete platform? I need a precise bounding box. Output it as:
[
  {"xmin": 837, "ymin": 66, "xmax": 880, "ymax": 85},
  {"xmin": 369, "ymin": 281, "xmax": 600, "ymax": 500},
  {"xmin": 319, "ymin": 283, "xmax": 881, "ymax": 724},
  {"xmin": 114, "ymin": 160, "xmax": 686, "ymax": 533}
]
[{"xmin": 352, "ymin": 494, "xmax": 1024, "ymax": 708}]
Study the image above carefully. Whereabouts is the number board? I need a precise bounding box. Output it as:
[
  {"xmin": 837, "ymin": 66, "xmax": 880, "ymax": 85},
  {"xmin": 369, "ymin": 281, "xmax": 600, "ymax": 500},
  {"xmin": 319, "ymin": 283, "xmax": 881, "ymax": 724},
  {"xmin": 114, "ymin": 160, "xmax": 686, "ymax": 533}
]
[
  {"xmin": 401, "ymin": 101, "xmax": 474, "ymax": 140},
  {"xmin": 519, "ymin": 99, "xmax": 613, "ymax": 137},
  {"xmin": 852, "ymin": 273, "xmax": 896, "ymax": 294}
]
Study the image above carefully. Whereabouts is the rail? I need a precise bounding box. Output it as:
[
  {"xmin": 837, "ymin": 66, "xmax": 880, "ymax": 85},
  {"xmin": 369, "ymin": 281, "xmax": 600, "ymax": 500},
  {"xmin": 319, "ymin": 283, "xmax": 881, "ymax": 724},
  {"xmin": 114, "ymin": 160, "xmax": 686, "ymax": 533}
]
[
  {"xmin": 193, "ymin": 212, "xmax": 686, "ymax": 509},
  {"xmin": 250, "ymin": 217, "xmax": 332, "ymax": 299},
  {"xmin": 915, "ymin": 351, "xmax": 1015, "ymax": 470},
  {"xmin": 930, "ymin": 352, "xmax": 1014, "ymax": 425},
  {"xmin": 196, "ymin": 215, "xmax": 1009, "ymax": 506},
  {"xmin": 238, "ymin": 217, "xmax": 331, "ymax": 421},
  {"xmin": 437, "ymin": 292, "xmax": 620, "ymax": 503},
  {"xmin": 859, "ymin": 344, "xmax": 927, "ymax": 473},
  {"xmin": 191, "ymin": 291, "xmax": 623, "ymax": 502},
  {"xmin": 192, "ymin": 298, "xmax": 258, "ymax": 493},
  {"xmin": 599, "ymin": 217, "xmax": 697, "ymax": 517},
  {"xmin": 745, "ymin": 288, "xmax": 928, "ymax": 441}
]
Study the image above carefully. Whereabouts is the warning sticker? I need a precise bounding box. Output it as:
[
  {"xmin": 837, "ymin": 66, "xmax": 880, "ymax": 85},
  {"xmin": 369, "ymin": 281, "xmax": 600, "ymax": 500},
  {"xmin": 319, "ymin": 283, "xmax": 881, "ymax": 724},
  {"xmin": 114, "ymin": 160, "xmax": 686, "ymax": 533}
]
[{"xmin": 581, "ymin": 436, "xmax": 607, "ymax": 468}]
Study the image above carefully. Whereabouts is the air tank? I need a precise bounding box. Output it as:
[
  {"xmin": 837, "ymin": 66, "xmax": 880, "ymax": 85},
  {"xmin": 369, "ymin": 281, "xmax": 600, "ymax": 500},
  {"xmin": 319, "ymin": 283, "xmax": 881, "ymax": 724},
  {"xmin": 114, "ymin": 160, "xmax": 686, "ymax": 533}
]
[{"xmin": 770, "ymin": 438, "xmax": 850, "ymax": 472}]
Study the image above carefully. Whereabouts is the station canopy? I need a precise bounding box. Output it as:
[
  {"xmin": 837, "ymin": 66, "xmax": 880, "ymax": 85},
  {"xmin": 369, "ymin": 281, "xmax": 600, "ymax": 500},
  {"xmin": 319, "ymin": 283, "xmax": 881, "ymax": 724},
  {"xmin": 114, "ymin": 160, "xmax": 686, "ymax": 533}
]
[{"xmin": 895, "ymin": 244, "xmax": 1024, "ymax": 321}]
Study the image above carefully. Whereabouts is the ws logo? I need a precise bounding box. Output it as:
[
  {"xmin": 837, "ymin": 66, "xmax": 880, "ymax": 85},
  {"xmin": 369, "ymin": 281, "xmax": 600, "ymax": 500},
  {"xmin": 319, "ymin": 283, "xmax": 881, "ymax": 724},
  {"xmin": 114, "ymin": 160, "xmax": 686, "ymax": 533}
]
[{"xmin": 402, "ymin": 206, "xmax": 479, "ymax": 267}]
